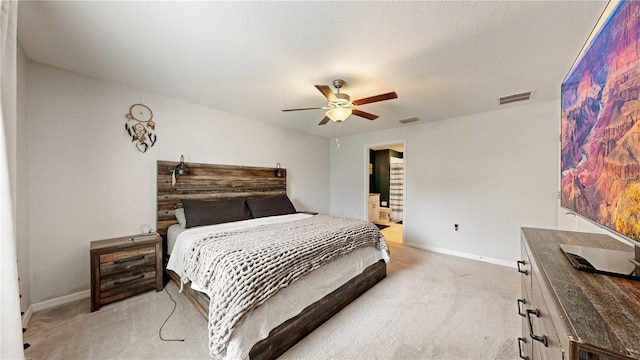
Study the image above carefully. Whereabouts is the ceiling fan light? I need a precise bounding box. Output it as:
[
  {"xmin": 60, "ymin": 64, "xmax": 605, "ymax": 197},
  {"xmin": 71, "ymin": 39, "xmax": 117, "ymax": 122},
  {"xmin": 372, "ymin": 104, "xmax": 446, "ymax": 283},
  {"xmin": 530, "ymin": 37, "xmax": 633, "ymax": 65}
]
[{"xmin": 326, "ymin": 107, "xmax": 352, "ymax": 122}]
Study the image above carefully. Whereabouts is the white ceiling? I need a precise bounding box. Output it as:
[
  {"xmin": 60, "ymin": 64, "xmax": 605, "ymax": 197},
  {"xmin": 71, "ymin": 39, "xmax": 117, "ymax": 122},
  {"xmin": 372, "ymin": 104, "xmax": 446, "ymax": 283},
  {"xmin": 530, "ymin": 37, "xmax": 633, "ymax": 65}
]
[{"xmin": 17, "ymin": 1, "xmax": 606, "ymax": 139}]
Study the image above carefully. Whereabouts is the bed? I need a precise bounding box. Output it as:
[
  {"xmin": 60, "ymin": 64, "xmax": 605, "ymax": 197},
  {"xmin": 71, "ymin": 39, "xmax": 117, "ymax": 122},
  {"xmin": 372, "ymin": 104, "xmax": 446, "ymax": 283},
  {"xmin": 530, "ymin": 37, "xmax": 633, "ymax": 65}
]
[{"xmin": 156, "ymin": 161, "xmax": 389, "ymax": 360}]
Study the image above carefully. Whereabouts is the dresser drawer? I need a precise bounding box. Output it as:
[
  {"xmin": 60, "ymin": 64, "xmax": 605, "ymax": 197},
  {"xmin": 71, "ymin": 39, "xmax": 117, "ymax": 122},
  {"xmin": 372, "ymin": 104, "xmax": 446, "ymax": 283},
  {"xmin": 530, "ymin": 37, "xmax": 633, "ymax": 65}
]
[
  {"xmin": 519, "ymin": 237, "xmax": 533, "ymax": 293},
  {"xmin": 99, "ymin": 245, "xmax": 156, "ymax": 276},
  {"xmin": 530, "ymin": 275, "xmax": 565, "ymax": 360}
]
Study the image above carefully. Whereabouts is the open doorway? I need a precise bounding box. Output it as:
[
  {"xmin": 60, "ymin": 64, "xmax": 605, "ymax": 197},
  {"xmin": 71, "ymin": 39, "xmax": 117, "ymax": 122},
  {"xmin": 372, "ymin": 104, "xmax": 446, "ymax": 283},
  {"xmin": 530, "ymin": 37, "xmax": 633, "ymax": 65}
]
[{"xmin": 366, "ymin": 142, "xmax": 404, "ymax": 243}]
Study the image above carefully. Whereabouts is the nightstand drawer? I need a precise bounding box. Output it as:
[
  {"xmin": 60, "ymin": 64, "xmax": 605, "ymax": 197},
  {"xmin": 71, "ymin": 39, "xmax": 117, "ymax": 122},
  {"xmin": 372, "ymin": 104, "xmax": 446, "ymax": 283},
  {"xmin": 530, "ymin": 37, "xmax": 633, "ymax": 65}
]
[
  {"xmin": 99, "ymin": 246, "xmax": 156, "ymax": 276},
  {"xmin": 100, "ymin": 266, "xmax": 156, "ymax": 291},
  {"xmin": 99, "ymin": 273, "xmax": 157, "ymax": 305}
]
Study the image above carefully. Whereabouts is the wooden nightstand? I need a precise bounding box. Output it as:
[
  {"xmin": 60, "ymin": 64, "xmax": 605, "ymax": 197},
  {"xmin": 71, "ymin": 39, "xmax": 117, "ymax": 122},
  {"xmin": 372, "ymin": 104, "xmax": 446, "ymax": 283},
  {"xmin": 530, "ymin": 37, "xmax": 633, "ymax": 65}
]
[{"xmin": 90, "ymin": 233, "xmax": 163, "ymax": 312}]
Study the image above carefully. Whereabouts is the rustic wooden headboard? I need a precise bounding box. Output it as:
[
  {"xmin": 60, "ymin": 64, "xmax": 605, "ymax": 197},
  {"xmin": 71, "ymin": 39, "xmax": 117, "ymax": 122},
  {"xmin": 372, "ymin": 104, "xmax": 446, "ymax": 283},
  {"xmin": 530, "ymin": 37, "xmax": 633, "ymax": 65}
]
[{"xmin": 156, "ymin": 161, "xmax": 287, "ymax": 251}]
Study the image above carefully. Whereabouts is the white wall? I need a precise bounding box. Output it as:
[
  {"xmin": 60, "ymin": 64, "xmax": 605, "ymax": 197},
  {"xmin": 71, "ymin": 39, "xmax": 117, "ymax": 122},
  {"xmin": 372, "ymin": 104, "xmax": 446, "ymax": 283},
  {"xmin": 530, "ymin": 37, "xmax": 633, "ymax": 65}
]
[
  {"xmin": 16, "ymin": 42, "xmax": 30, "ymax": 310},
  {"xmin": 330, "ymin": 101, "xmax": 560, "ymax": 263},
  {"xmin": 557, "ymin": 202, "xmax": 637, "ymax": 247},
  {"xmin": 26, "ymin": 63, "xmax": 330, "ymax": 303}
]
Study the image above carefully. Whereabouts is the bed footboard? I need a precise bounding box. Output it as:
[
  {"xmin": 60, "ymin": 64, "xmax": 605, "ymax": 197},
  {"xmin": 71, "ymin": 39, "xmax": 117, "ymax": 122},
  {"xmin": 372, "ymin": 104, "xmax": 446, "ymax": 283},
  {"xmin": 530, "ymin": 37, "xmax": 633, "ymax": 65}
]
[{"xmin": 165, "ymin": 259, "xmax": 386, "ymax": 360}]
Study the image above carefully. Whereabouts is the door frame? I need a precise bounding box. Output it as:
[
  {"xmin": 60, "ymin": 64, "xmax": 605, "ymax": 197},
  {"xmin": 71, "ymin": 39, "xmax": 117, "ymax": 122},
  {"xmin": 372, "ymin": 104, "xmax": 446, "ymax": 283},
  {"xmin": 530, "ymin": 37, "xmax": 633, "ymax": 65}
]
[{"xmin": 364, "ymin": 139, "xmax": 406, "ymax": 243}]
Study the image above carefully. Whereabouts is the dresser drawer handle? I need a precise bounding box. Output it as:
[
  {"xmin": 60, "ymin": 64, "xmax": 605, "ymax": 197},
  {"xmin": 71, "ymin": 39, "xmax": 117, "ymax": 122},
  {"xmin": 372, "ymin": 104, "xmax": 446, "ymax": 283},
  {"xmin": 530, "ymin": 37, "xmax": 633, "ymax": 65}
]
[
  {"xmin": 113, "ymin": 273, "xmax": 145, "ymax": 286},
  {"xmin": 526, "ymin": 309, "xmax": 548, "ymax": 347},
  {"xmin": 517, "ymin": 337, "xmax": 530, "ymax": 360},
  {"xmin": 114, "ymin": 255, "xmax": 145, "ymax": 264},
  {"xmin": 517, "ymin": 298, "xmax": 527, "ymax": 317},
  {"xmin": 516, "ymin": 260, "xmax": 529, "ymax": 275}
]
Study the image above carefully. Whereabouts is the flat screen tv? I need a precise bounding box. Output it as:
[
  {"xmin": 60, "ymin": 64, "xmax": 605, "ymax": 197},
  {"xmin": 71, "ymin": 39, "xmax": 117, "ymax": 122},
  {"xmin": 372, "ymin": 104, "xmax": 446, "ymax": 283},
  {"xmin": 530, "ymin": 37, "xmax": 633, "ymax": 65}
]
[{"xmin": 561, "ymin": 0, "xmax": 640, "ymax": 279}]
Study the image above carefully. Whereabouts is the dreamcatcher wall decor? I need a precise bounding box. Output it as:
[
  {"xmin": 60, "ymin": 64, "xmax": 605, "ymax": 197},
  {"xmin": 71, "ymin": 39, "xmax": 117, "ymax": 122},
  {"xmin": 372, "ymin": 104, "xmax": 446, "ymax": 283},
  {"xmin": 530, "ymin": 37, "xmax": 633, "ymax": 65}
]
[{"xmin": 125, "ymin": 103, "xmax": 157, "ymax": 153}]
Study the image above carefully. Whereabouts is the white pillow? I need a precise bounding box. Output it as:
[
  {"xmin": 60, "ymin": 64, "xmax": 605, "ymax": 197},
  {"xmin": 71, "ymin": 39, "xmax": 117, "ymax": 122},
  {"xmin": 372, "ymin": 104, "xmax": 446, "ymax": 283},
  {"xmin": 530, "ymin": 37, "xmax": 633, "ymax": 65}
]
[{"xmin": 174, "ymin": 208, "xmax": 186, "ymax": 228}]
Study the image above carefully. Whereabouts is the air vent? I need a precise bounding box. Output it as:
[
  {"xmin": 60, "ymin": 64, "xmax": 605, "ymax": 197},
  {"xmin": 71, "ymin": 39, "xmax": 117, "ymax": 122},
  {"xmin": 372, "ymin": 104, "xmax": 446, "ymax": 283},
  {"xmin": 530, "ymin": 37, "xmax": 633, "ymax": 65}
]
[
  {"xmin": 499, "ymin": 91, "xmax": 534, "ymax": 105},
  {"xmin": 399, "ymin": 116, "xmax": 421, "ymax": 124}
]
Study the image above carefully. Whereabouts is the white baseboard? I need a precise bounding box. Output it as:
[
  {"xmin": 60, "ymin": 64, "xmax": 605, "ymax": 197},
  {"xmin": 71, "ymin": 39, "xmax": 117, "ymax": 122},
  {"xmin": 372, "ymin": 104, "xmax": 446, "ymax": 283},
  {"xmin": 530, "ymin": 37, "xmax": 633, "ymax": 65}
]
[
  {"xmin": 23, "ymin": 289, "xmax": 90, "ymax": 326},
  {"xmin": 403, "ymin": 241, "xmax": 516, "ymax": 268},
  {"xmin": 22, "ymin": 306, "xmax": 33, "ymax": 328}
]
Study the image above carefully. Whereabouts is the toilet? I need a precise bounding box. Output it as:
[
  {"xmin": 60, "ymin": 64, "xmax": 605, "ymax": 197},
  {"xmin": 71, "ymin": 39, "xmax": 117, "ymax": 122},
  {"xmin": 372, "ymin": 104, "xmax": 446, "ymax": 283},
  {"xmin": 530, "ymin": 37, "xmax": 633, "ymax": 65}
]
[{"xmin": 379, "ymin": 207, "xmax": 392, "ymax": 222}]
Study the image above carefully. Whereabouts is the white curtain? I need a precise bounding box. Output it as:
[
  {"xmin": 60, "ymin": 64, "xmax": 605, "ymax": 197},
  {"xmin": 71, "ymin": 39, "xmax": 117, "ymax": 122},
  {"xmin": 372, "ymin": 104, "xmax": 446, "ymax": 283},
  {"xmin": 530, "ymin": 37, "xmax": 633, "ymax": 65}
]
[
  {"xmin": 389, "ymin": 157, "xmax": 403, "ymax": 222},
  {"xmin": 0, "ymin": 0, "xmax": 24, "ymax": 358}
]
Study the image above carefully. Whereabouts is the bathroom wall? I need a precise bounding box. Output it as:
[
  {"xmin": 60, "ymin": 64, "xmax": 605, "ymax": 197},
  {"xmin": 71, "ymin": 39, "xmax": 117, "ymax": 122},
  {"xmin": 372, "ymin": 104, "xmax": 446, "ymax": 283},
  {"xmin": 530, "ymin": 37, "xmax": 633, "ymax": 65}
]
[{"xmin": 369, "ymin": 149, "xmax": 403, "ymax": 206}]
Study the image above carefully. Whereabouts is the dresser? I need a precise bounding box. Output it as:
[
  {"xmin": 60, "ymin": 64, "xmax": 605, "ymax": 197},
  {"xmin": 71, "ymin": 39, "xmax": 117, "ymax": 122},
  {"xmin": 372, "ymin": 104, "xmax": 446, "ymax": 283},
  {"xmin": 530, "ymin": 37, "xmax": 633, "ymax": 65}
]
[
  {"xmin": 90, "ymin": 233, "xmax": 163, "ymax": 311},
  {"xmin": 518, "ymin": 228, "xmax": 640, "ymax": 359}
]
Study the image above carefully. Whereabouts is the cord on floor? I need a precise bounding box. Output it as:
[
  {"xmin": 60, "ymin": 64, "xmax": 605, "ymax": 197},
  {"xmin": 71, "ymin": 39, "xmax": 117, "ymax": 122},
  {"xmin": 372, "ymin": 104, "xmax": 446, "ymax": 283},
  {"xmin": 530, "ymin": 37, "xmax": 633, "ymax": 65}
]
[{"xmin": 159, "ymin": 287, "xmax": 185, "ymax": 342}]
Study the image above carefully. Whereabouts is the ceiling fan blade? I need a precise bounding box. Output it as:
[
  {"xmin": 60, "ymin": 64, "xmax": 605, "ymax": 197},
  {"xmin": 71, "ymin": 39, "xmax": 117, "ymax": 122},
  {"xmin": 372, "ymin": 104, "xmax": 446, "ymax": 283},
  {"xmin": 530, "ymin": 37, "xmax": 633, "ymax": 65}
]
[
  {"xmin": 281, "ymin": 107, "xmax": 324, "ymax": 112},
  {"xmin": 318, "ymin": 116, "xmax": 331, "ymax": 125},
  {"xmin": 315, "ymin": 85, "xmax": 337, "ymax": 101},
  {"xmin": 352, "ymin": 92, "xmax": 398, "ymax": 106},
  {"xmin": 352, "ymin": 109, "xmax": 379, "ymax": 120}
]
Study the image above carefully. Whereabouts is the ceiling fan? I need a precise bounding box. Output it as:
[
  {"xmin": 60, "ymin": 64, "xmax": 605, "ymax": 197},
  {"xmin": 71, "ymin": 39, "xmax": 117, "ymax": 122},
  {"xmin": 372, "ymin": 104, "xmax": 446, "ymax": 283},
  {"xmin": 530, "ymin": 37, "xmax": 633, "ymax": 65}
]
[{"xmin": 282, "ymin": 79, "xmax": 398, "ymax": 125}]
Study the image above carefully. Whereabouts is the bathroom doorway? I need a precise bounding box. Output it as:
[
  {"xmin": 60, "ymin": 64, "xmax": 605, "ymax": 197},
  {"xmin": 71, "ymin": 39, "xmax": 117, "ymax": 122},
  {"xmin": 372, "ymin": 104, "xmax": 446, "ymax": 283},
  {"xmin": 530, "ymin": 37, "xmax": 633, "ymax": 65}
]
[{"xmin": 366, "ymin": 141, "xmax": 404, "ymax": 243}]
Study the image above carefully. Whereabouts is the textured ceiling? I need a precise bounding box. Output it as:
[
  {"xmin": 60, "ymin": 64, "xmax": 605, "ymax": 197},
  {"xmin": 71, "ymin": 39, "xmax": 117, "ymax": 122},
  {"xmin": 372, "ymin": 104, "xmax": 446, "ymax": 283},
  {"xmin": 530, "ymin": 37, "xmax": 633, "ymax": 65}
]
[{"xmin": 17, "ymin": 1, "xmax": 607, "ymax": 138}]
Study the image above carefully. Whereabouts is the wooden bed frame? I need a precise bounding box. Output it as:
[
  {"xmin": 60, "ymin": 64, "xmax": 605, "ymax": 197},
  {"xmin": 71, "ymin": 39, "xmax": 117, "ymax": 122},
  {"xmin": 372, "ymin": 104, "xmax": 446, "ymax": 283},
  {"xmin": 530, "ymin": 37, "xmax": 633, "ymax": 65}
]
[{"xmin": 156, "ymin": 161, "xmax": 387, "ymax": 359}]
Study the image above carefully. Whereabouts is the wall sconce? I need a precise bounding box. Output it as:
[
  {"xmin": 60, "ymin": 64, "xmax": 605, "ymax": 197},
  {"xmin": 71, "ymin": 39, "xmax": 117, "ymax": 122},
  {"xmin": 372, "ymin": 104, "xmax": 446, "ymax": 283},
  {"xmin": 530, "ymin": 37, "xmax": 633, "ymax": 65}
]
[
  {"xmin": 175, "ymin": 155, "xmax": 190, "ymax": 176},
  {"xmin": 274, "ymin": 162, "xmax": 284, "ymax": 178},
  {"xmin": 172, "ymin": 155, "xmax": 189, "ymax": 187}
]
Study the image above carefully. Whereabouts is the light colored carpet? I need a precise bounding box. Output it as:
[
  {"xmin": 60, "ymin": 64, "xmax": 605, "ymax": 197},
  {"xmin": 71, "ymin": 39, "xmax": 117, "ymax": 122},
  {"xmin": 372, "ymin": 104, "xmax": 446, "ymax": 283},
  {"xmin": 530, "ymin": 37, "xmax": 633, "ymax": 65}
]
[{"xmin": 24, "ymin": 242, "xmax": 519, "ymax": 359}]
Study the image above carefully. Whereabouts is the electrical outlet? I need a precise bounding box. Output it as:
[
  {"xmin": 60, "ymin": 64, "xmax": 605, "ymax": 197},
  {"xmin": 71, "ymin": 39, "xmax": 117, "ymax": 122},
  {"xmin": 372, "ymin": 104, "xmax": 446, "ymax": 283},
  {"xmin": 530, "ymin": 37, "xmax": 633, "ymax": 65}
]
[{"xmin": 454, "ymin": 224, "xmax": 459, "ymax": 232}]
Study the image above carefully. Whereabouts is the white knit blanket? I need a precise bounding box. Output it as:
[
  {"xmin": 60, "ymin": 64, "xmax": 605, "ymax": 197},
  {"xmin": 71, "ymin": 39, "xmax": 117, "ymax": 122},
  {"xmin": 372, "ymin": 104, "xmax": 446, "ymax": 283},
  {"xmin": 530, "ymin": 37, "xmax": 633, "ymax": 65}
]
[{"xmin": 180, "ymin": 215, "xmax": 389, "ymax": 359}]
